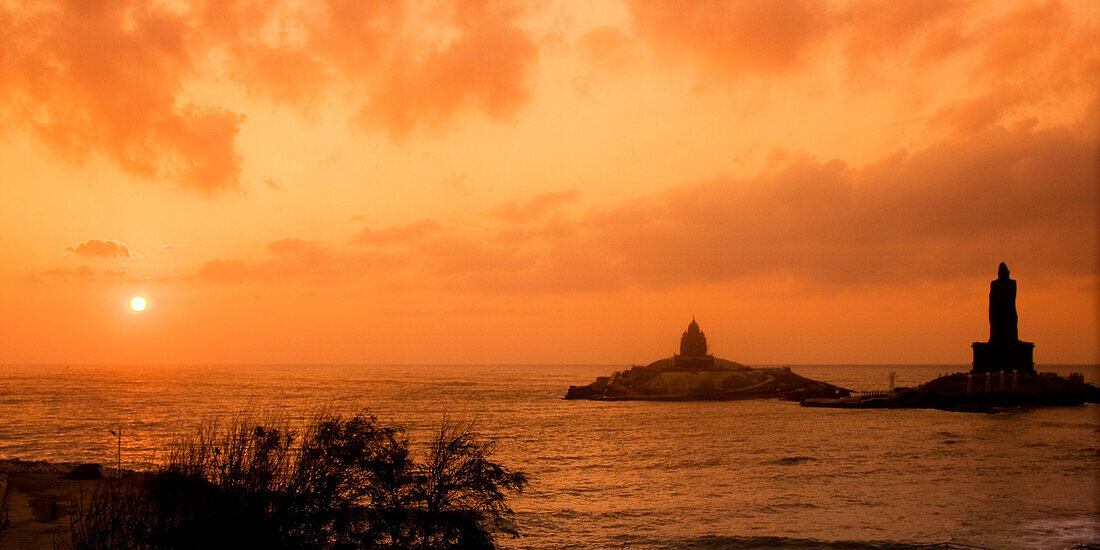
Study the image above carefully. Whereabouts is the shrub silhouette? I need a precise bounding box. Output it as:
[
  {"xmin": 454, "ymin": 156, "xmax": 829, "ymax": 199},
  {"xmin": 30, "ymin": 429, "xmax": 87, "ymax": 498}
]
[{"xmin": 65, "ymin": 413, "xmax": 526, "ymax": 550}]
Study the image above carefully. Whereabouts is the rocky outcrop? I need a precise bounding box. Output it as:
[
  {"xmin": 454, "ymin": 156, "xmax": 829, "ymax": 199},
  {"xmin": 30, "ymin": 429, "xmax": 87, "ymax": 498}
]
[
  {"xmin": 565, "ymin": 361, "xmax": 849, "ymax": 401},
  {"xmin": 801, "ymin": 371, "xmax": 1100, "ymax": 413},
  {"xmin": 62, "ymin": 464, "xmax": 103, "ymax": 480},
  {"xmin": 569, "ymin": 319, "xmax": 848, "ymax": 401}
]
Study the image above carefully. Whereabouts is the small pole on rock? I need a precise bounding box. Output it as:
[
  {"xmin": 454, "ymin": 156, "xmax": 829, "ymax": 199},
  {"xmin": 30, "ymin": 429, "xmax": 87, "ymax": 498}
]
[{"xmin": 109, "ymin": 428, "xmax": 121, "ymax": 478}]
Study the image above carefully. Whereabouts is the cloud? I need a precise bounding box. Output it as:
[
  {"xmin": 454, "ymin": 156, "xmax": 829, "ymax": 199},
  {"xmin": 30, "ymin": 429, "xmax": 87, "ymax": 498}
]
[
  {"xmin": 867, "ymin": 0, "xmax": 1100, "ymax": 89},
  {"xmin": 487, "ymin": 189, "xmax": 581, "ymax": 223},
  {"xmin": 364, "ymin": 0, "xmax": 538, "ymax": 137},
  {"xmin": 578, "ymin": 118, "xmax": 1097, "ymax": 287},
  {"xmin": 6, "ymin": 0, "xmax": 1091, "ymax": 197},
  {"xmin": 61, "ymin": 239, "xmax": 135, "ymax": 259},
  {"xmin": 194, "ymin": 259, "xmax": 257, "ymax": 283},
  {"xmin": 263, "ymin": 176, "xmax": 282, "ymax": 190},
  {"xmin": 196, "ymin": 0, "xmax": 540, "ymax": 136},
  {"xmin": 0, "ymin": 0, "xmax": 243, "ymax": 192},
  {"xmin": 24, "ymin": 265, "xmax": 95, "ymax": 283},
  {"xmin": 196, "ymin": 238, "xmax": 336, "ymax": 282},
  {"xmin": 578, "ymin": 25, "xmax": 633, "ymax": 71},
  {"xmin": 356, "ymin": 220, "xmax": 444, "ymax": 246},
  {"xmin": 196, "ymin": 238, "xmax": 390, "ymax": 285},
  {"xmin": 839, "ymin": 0, "xmax": 969, "ymax": 74},
  {"xmin": 23, "ymin": 265, "xmax": 135, "ymax": 283},
  {"xmin": 0, "ymin": 0, "xmax": 541, "ymax": 191},
  {"xmin": 626, "ymin": 0, "xmax": 833, "ymax": 76},
  {"xmin": 156, "ymin": 243, "xmax": 201, "ymax": 253},
  {"xmin": 191, "ymin": 114, "xmax": 1097, "ymax": 293},
  {"xmin": 928, "ymin": 87, "xmax": 1033, "ymax": 135},
  {"xmin": 623, "ymin": 0, "xmax": 1099, "ymax": 96}
]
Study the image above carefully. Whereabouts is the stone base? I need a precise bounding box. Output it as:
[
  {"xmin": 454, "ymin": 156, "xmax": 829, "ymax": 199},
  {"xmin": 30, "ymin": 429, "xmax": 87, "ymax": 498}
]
[
  {"xmin": 671, "ymin": 355, "xmax": 717, "ymax": 372},
  {"xmin": 972, "ymin": 341, "xmax": 1034, "ymax": 373}
]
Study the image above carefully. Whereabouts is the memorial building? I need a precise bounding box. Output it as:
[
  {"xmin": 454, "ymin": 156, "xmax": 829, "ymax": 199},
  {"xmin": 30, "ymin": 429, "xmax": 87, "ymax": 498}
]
[{"xmin": 673, "ymin": 318, "xmax": 717, "ymax": 371}]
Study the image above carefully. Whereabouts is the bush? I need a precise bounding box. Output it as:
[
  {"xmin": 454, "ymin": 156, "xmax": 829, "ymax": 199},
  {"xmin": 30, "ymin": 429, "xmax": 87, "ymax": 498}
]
[{"xmin": 65, "ymin": 413, "xmax": 526, "ymax": 550}]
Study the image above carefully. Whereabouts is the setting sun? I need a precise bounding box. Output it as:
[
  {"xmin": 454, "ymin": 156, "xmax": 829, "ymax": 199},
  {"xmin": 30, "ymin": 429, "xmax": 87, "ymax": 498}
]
[{"xmin": 130, "ymin": 296, "xmax": 147, "ymax": 312}]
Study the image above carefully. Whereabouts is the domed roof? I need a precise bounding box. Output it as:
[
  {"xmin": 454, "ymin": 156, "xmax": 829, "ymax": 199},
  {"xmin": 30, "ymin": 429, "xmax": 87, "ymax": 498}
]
[{"xmin": 687, "ymin": 317, "xmax": 700, "ymax": 333}]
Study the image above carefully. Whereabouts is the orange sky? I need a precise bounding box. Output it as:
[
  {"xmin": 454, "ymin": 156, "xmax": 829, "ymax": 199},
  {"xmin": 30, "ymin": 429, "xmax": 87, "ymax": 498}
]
[{"xmin": 1, "ymin": 0, "xmax": 1097, "ymax": 365}]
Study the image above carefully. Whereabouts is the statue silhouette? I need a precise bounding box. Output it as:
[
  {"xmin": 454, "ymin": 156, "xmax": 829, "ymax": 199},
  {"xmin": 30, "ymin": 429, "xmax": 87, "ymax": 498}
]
[
  {"xmin": 989, "ymin": 262, "xmax": 1018, "ymax": 343},
  {"xmin": 972, "ymin": 262, "xmax": 1034, "ymax": 373}
]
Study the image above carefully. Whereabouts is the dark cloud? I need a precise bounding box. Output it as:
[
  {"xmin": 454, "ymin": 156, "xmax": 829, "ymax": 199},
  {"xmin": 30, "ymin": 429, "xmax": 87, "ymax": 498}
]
[
  {"xmin": 191, "ymin": 115, "xmax": 1097, "ymax": 292},
  {"xmin": 580, "ymin": 118, "xmax": 1097, "ymax": 287}
]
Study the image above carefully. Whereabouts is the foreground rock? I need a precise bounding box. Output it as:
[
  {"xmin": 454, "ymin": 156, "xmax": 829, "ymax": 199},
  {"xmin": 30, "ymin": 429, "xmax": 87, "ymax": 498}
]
[
  {"xmin": 566, "ymin": 319, "xmax": 849, "ymax": 401},
  {"xmin": 61, "ymin": 463, "xmax": 104, "ymax": 480}
]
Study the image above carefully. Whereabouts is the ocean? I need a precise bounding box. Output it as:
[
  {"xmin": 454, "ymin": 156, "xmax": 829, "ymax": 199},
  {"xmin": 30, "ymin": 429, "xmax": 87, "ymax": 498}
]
[{"xmin": 1, "ymin": 364, "xmax": 1097, "ymax": 549}]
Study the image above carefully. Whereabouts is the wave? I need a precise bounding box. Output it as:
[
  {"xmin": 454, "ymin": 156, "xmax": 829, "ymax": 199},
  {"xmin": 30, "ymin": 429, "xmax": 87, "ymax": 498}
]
[
  {"xmin": 1038, "ymin": 421, "xmax": 1099, "ymax": 430},
  {"xmin": 652, "ymin": 535, "xmax": 921, "ymax": 549},
  {"xmin": 756, "ymin": 502, "xmax": 820, "ymax": 514},
  {"xmin": 536, "ymin": 533, "xmax": 932, "ymax": 550},
  {"xmin": 768, "ymin": 456, "xmax": 817, "ymax": 465}
]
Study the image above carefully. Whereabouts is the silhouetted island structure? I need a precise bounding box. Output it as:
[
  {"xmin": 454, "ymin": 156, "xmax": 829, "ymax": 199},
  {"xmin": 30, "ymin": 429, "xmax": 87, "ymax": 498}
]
[
  {"xmin": 803, "ymin": 263, "xmax": 1099, "ymax": 412},
  {"xmin": 565, "ymin": 319, "xmax": 849, "ymax": 401}
]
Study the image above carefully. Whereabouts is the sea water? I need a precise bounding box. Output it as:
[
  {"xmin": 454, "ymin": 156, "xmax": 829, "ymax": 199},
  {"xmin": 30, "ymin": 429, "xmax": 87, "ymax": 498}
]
[{"xmin": 0, "ymin": 364, "xmax": 1097, "ymax": 549}]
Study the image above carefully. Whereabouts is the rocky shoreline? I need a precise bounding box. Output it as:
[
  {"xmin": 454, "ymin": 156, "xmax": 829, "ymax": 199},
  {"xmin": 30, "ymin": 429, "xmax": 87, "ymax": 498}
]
[
  {"xmin": 802, "ymin": 371, "xmax": 1100, "ymax": 413},
  {"xmin": 0, "ymin": 458, "xmax": 136, "ymax": 478},
  {"xmin": 0, "ymin": 458, "xmax": 90, "ymax": 475}
]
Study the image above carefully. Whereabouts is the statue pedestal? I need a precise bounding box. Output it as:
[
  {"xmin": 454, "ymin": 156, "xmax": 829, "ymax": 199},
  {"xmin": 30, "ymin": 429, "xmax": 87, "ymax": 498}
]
[{"xmin": 972, "ymin": 341, "xmax": 1034, "ymax": 373}]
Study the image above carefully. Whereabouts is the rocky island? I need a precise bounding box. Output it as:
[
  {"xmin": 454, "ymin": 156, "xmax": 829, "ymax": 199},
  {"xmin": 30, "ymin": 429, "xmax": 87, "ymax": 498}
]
[
  {"xmin": 803, "ymin": 263, "xmax": 1100, "ymax": 412},
  {"xmin": 565, "ymin": 319, "xmax": 849, "ymax": 401}
]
